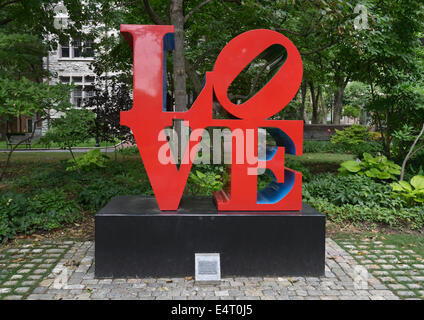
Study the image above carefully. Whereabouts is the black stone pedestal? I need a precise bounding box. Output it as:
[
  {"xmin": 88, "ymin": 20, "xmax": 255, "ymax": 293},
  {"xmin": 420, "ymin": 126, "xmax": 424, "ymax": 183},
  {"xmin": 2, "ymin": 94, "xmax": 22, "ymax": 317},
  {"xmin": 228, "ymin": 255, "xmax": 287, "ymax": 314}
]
[{"xmin": 95, "ymin": 196, "xmax": 326, "ymax": 278}]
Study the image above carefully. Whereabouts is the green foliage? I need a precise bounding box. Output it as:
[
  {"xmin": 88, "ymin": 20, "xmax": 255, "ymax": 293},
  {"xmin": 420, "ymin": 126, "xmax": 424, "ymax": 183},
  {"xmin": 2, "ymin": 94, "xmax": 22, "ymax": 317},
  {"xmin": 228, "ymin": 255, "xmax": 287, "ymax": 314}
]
[
  {"xmin": 66, "ymin": 149, "xmax": 110, "ymax": 172},
  {"xmin": 339, "ymin": 152, "xmax": 401, "ymax": 180},
  {"xmin": 0, "ymin": 189, "xmax": 81, "ymax": 242},
  {"xmin": 306, "ymin": 197, "xmax": 424, "ymax": 230},
  {"xmin": 304, "ymin": 174, "xmax": 402, "ymax": 208},
  {"xmin": 326, "ymin": 125, "xmax": 383, "ymax": 155},
  {"xmin": 118, "ymin": 146, "xmax": 139, "ymax": 156},
  {"xmin": 343, "ymin": 82, "xmax": 371, "ymax": 119},
  {"xmin": 331, "ymin": 125, "xmax": 374, "ymax": 147},
  {"xmin": 391, "ymin": 175, "xmax": 424, "ymax": 205},
  {"xmin": 285, "ymin": 158, "xmax": 312, "ymax": 182},
  {"xmin": 0, "ymin": 77, "xmax": 73, "ymax": 122},
  {"xmin": 304, "ymin": 140, "xmax": 382, "ymax": 155},
  {"xmin": 41, "ymin": 109, "xmax": 95, "ymax": 150},
  {"xmin": 342, "ymin": 105, "xmax": 360, "ymax": 119},
  {"xmin": 188, "ymin": 165, "xmax": 224, "ymax": 196},
  {"xmin": 304, "ymin": 174, "xmax": 424, "ymax": 230}
]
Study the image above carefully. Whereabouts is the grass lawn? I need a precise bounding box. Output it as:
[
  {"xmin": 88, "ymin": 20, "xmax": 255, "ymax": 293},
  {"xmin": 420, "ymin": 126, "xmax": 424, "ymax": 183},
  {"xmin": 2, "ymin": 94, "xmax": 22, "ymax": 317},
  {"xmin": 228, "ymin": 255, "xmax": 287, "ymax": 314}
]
[
  {"xmin": 291, "ymin": 152, "xmax": 355, "ymax": 164},
  {"xmin": 0, "ymin": 150, "xmax": 135, "ymax": 164},
  {"xmin": 334, "ymin": 231, "xmax": 424, "ymax": 257},
  {"xmin": 0, "ymin": 138, "xmax": 120, "ymax": 150}
]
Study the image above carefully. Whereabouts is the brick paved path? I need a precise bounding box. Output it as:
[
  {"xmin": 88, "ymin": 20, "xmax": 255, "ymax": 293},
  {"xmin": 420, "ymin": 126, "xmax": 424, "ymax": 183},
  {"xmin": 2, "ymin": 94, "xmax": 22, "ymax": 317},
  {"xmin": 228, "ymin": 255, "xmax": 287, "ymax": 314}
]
[{"xmin": 1, "ymin": 238, "xmax": 422, "ymax": 300}]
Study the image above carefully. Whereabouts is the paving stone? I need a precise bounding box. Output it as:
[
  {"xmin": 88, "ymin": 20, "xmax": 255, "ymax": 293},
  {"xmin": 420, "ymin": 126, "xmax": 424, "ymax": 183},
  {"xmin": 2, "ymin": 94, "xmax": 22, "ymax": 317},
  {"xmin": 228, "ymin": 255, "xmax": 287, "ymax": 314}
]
[
  {"xmin": 2, "ymin": 295, "xmax": 23, "ymax": 300},
  {"xmin": 0, "ymin": 288, "xmax": 11, "ymax": 294},
  {"xmin": 15, "ymin": 287, "xmax": 30, "ymax": 293},
  {"xmin": 388, "ymin": 284, "xmax": 406, "ymax": 290},
  {"xmin": 0, "ymin": 239, "xmax": 421, "ymax": 300},
  {"xmin": 396, "ymin": 291, "xmax": 416, "ymax": 297}
]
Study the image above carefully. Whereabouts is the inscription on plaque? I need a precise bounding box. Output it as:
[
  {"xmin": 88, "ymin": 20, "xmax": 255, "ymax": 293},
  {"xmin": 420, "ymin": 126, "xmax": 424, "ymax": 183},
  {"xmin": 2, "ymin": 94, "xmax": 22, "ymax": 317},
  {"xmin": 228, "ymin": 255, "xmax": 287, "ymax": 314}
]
[{"xmin": 195, "ymin": 253, "xmax": 221, "ymax": 282}]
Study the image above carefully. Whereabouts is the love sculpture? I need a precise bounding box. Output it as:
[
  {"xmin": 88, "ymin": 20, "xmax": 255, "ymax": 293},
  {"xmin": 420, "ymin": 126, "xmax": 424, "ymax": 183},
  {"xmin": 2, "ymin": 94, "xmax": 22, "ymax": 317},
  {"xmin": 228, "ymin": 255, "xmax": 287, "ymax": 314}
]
[
  {"xmin": 120, "ymin": 25, "xmax": 304, "ymax": 212},
  {"xmin": 95, "ymin": 25, "xmax": 325, "ymax": 279}
]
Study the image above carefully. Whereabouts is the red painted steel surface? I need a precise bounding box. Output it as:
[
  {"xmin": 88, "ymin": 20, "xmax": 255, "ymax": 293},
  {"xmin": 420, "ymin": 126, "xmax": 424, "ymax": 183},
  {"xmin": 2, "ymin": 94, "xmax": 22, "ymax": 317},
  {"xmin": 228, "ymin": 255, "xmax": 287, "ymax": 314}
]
[{"xmin": 120, "ymin": 25, "xmax": 303, "ymax": 212}]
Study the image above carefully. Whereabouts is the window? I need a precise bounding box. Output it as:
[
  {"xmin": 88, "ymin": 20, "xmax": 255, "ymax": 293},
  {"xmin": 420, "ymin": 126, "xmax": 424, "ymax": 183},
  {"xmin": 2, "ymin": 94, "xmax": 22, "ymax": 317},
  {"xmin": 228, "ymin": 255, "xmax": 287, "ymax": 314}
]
[
  {"xmin": 85, "ymin": 76, "xmax": 95, "ymax": 83},
  {"xmin": 27, "ymin": 119, "xmax": 33, "ymax": 133},
  {"xmin": 84, "ymin": 85, "xmax": 95, "ymax": 98},
  {"xmin": 60, "ymin": 42, "xmax": 70, "ymax": 58},
  {"xmin": 59, "ymin": 74, "xmax": 96, "ymax": 107},
  {"xmin": 72, "ymin": 76, "xmax": 82, "ymax": 83},
  {"xmin": 72, "ymin": 39, "xmax": 82, "ymax": 58},
  {"xmin": 73, "ymin": 86, "xmax": 83, "ymax": 107},
  {"xmin": 84, "ymin": 40, "xmax": 94, "ymax": 57},
  {"xmin": 60, "ymin": 76, "xmax": 70, "ymax": 83},
  {"xmin": 60, "ymin": 38, "xmax": 94, "ymax": 59}
]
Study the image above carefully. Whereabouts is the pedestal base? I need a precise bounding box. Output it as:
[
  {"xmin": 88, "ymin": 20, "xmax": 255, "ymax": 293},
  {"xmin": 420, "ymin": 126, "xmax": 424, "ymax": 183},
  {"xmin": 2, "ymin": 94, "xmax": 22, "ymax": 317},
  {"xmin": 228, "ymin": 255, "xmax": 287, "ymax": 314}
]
[{"xmin": 95, "ymin": 196, "xmax": 325, "ymax": 278}]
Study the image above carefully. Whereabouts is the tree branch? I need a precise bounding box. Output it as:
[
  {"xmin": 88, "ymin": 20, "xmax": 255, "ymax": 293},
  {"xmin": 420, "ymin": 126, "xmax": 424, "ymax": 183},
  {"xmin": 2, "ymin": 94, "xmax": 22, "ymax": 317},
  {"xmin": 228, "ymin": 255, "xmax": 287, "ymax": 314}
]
[
  {"xmin": 0, "ymin": 0, "xmax": 19, "ymax": 10},
  {"xmin": 184, "ymin": 0, "xmax": 214, "ymax": 24},
  {"xmin": 300, "ymin": 39, "xmax": 336, "ymax": 56},
  {"xmin": 0, "ymin": 18, "xmax": 13, "ymax": 26},
  {"xmin": 400, "ymin": 123, "xmax": 424, "ymax": 181},
  {"xmin": 274, "ymin": 28, "xmax": 309, "ymax": 37},
  {"xmin": 231, "ymin": 60, "xmax": 272, "ymax": 100},
  {"xmin": 141, "ymin": 0, "xmax": 166, "ymax": 25}
]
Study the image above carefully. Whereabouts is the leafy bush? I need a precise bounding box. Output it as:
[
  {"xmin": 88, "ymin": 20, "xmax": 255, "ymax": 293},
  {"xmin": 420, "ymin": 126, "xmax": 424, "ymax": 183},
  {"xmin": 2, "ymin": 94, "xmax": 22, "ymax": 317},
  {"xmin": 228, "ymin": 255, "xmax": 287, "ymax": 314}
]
[
  {"xmin": 0, "ymin": 189, "xmax": 81, "ymax": 242},
  {"xmin": 304, "ymin": 173, "xmax": 423, "ymax": 230},
  {"xmin": 187, "ymin": 165, "xmax": 225, "ymax": 195},
  {"xmin": 339, "ymin": 152, "xmax": 401, "ymax": 180},
  {"xmin": 285, "ymin": 158, "xmax": 312, "ymax": 182},
  {"xmin": 391, "ymin": 175, "xmax": 424, "ymax": 205},
  {"xmin": 118, "ymin": 146, "xmax": 139, "ymax": 156},
  {"xmin": 304, "ymin": 141, "xmax": 344, "ymax": 153},
  {"xmin": 304, "ymin": 174, "xmax": 402, "ymax": 208},
  {"xmin": 306, "ymin": 197, "xmax": 424, "ymax": 230},
  {"xmin": 66, "ymin": 149, "xmax": 110, "ymax": 172},
  {"xmin": 331, "ymin": 124, "xmax": 372, "ymax": 145},
  {"xmin": 77, "ymin": 172, "xmax": 153, "ymax": 211},
  {"xmin": 303, "ymin": 140, "xmax": 382, "ymax": 155},
  {"xmin": 329, "ymin": 125, "xmax": 383, "ymax": 155}
]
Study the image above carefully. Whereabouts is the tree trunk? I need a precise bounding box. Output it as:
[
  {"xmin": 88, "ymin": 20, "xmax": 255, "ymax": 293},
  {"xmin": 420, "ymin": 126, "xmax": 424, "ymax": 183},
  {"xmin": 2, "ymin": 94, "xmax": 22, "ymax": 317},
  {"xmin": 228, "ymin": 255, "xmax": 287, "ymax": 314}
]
[
  {"xmin": 319, "ymin": 89, "xmax": 327, "ymax": 124},
  {"xmin": 333, "ymin": 77, "xmax": 348, "ymax": 124},
  {"xmin": 68, "ymin": 147, "xmax": 80, "ymax": 174},
  {"xmin": 309, "ymin": 82, "xmax": 320, "ymax": 124},
  {"xmin": 169, "ymin": 0, "xmax": 187, "ymax": 163},
  {"xmin": 299, "ymin": 81, "xmax": 307, "ymax": 122},
  {"xmin": 170, "ymin": 0, "xmax": 187, "ymax": 112}
]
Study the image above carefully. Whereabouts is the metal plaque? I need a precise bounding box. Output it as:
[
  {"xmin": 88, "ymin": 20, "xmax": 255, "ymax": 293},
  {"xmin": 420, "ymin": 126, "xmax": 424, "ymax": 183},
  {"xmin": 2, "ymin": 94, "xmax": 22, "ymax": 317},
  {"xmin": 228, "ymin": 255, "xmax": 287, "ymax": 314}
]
[{"xmin": 195, "ymin": 253, "xmax": 221, "ymax": 282}]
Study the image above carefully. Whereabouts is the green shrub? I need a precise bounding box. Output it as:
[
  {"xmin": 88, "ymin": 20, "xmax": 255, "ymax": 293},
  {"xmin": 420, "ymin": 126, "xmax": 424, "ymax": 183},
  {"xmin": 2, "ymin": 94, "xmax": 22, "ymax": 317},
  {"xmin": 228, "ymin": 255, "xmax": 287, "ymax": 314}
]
[
  {"xmin": 331, "ymin": 124, "xmax": 372, "ymax": 145},
  {"xmin": 187, "ymin": 164, "xmax": 226, "ymax": 195},
  {"xmin": 306, "ymin": 197, "xmax": 424, "ymax": 230},
  {"xmin": 304, "ymin": 141, "xmax": 344, "ymax": 153},
  {"xmin": 304, "ymin": 174, "xmax": 403, "ymax": 208},
  {"xmin": 118, "ymin": 146, "xmax": 139, "ymax": 156},
  {"xmin": 329, "ymin": 125, "xmax": 382, "ymax": 155},
  {"xmin": 0, "ymin": 189, "xmax": 81, "ymax": 242},
  {"xmin": 304, "ymin": 173, "xmax": 423, "ymax": 230},
  {"xmin": 303, "ymin": 139, "xmax": 382, "ymax": 155},
  {"xmin": 66, "ymin": 149, "xmax": 110, "ymax": 172},
  {"xmin": 285, "ymin": 158, "xmax": 312, "ymax": 182},
  {"xmin": 391, "ymin": 175, "xmax": 424, "ymax": 206},
  {"xmin": 77, "ymin": 174, "xmax": 153, "ymax": 211},
  {"xmin": 339, "ymin": 152, "xmax": 401, "ymax": 180}
]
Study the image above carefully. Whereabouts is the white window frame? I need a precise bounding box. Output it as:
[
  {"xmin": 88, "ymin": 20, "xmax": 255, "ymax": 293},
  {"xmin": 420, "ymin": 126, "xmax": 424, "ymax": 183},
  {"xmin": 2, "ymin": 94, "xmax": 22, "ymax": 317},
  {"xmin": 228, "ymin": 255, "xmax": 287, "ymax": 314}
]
[
  {"xmin": 59, "ymin": 75, "xmax": 96, "ymax": 107},
  {"xmin": 59, "ymin": 38, "xmax": 94, "ymax": 60}
]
